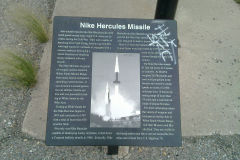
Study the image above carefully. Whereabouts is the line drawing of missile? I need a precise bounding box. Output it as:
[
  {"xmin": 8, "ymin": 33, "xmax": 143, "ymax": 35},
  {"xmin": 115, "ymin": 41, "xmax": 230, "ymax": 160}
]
[{"xmin": 113, "ymin": 55, "xmax": 120, "ymax": 84}]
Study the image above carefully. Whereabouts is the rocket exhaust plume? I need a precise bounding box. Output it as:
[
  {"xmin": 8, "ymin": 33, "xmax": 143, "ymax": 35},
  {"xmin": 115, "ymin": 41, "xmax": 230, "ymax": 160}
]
[
  {"xmin": 105, "ymin": 82, "xmax": 111, "ymax": 119},
  {"xmin": 115, "ymin": 85, "xmax": 119, "ymax": 97},
  {"xmin": 113, "ymin": 55, "xmax": 120, "ymax": 84},
  {"xmin": 105, "ymin": 82, "xmax": 110, "ymax": 104}
]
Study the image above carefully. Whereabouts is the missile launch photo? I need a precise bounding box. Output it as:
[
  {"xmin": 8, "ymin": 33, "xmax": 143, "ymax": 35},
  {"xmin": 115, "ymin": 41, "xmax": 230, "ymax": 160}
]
[{"xmin": 90, "ymin": 52, "xmax": 140, "ymax": 128}]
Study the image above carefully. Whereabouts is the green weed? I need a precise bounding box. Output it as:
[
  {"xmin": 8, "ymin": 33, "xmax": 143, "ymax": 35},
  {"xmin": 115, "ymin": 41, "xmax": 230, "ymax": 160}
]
[
  {"xmin": 234, "ymin": 0, "xmax": 240, "ymax": 3},
  {"xmin": 0, "ymin": 50, "xmax": 37, "ymax": 88},
  {"xmin": 8, "ymin": 5, "xmax": 49, "ymax": 43}
]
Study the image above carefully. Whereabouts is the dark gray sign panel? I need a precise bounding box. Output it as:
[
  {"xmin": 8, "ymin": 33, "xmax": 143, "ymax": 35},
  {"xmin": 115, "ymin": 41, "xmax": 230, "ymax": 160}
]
[{"xmin": 46, "ymin": 16, "xmax": 181, "ymax": 146}]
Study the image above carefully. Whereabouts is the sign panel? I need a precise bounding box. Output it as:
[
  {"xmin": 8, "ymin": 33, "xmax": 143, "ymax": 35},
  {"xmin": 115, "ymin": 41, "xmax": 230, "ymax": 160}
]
[{"xmin": 46, "ymin": 16, "xmax": 181, "ymax": 146}]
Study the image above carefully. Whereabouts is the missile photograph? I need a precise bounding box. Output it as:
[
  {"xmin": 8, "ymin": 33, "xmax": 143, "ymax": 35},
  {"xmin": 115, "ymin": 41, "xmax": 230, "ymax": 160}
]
[
  {"xmin": 90, "ymin": 52, "xmax": 140, "ymax": 128},
  {"xmin": 113, "ymin": 56, "xmax": 120, "ymax": 84}
]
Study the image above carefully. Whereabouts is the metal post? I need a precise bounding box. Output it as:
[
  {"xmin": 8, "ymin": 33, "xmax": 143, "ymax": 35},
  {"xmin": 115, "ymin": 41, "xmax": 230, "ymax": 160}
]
[
  {"xmin": 107, "ymin": 146, "xmax": 119, "ymax": 155},
  {"xmin": 155, "ymin": 0, "xmax": 179, "ymax": 19},
  {"xmin": 106, "ymin": 1, "xmax": 178, "ymax": 156}
]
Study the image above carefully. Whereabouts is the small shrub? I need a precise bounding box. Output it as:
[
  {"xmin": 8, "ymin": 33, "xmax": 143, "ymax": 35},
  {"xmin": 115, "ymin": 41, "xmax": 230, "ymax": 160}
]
[
  {"xmin": 0, "ymin": 49, "xmax": 37, "ymax": 88},
  {"xmin": 8, "ymin": 5, "xmax": 49, "ymax": 43},
  {"xmin": 234, "ymin": 0, "xmax": 240, "ymax": 3}
]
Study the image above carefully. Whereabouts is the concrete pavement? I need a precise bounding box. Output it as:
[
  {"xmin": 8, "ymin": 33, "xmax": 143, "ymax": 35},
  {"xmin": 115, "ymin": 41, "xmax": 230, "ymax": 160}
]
[{"xmin": 22, "ymin": 0, "xmax": 240, "ymax": 140}]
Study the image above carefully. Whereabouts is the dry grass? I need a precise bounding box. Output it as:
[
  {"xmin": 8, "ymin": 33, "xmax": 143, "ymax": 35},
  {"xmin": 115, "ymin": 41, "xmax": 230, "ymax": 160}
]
[
  {"xmin": 8, "ymin": 5, "xmax": 49, "ymax": 43},
  {"xmin": 0, "ymin": 49, "xmax": 37, "ymax": 88}
]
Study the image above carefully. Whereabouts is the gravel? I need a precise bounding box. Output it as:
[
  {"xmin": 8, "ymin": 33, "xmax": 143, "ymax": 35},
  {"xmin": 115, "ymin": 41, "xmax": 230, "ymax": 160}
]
[
  {"xmin": 0, "ymin": 0, "xmax": 240, "ymax": 159},
  {"xmin": 0, "ymin": 134, "xmax": 240, "ymax": 160}
]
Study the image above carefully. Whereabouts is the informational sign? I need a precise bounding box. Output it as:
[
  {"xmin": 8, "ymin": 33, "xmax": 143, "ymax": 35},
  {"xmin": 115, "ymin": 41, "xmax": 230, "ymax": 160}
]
[{"xmin": 46, "ymin": 16, "xmax": 181, "ymax": 146}]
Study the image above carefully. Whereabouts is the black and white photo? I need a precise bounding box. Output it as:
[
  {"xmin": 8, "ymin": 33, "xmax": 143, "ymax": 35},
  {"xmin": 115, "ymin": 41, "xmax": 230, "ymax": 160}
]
[{"xmin": 90, "ymin": 52, "xmax": 141, "ymax": 128}]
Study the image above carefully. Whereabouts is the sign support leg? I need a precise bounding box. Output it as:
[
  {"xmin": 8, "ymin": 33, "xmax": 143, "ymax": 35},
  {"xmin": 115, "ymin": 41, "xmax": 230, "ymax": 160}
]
[
  {"xmin": 107, "ymin": 146, "xmax": 119, "ymax": 155},
  {"xmin": 155, "ymin": 0, "xmax": 179, "ymax": 19}
]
